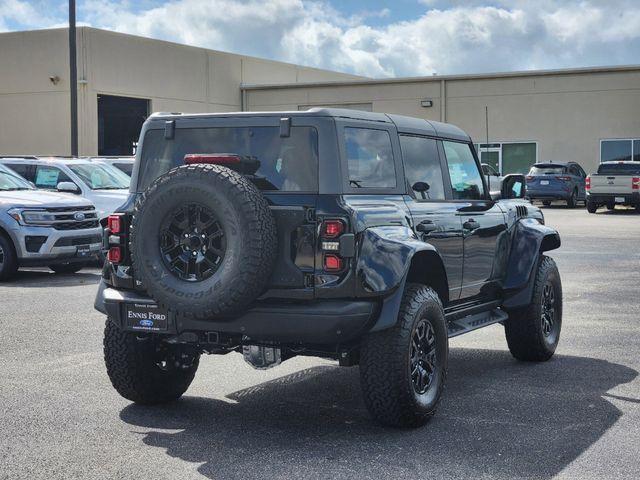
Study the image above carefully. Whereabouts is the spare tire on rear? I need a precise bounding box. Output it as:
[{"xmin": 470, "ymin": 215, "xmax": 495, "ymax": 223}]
[{"xmin": 130, "ymin": 163, "xmax": 277, "ymax": 318}]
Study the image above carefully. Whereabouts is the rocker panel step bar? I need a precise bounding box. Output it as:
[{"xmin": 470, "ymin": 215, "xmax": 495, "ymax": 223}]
[{"xmin": 446, "ymin": 308, "xmax": 508, "ymax": 338}]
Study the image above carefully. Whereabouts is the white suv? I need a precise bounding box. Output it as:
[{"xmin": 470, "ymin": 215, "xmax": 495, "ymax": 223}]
[{"xmin": 0, "ymin": 157, "xmax": 130, "ymax": 223}]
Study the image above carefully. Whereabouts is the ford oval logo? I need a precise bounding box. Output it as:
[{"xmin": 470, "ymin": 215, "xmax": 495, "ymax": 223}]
[
  {"xmin": 74, "ymin": 212, "xmax": 86, "ymax": 221},
  {"xmin": 139, "ymin": 319, "xmax": 154, "ymax": 327}
]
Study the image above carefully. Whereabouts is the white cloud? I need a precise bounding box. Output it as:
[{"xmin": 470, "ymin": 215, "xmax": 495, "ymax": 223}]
[{"xmin": 2, "ymin": 0, "xmax": 640, "ymax": 77}]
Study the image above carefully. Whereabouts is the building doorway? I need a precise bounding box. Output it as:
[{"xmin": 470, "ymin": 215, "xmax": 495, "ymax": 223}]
[{"xmin": 98, "ymin": 94, "xmax": 149, "ymax": 155}]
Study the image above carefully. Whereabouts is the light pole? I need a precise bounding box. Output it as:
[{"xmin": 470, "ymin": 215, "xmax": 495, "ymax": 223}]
[{"xmin": 68, "ymin": 0, "xmax": 78, "ymax": 157}]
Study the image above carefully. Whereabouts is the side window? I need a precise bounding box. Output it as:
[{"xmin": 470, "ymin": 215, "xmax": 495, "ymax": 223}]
[
  {"xmin": 344, "ymin": 127, "xmax": 396, "ymax": 188},
  {"xmin": 442, "ymin": 141, "xmax": 485, "ymax": 200},
  {"xmin": 5, "ymin": 163, "xmax": 34, "ymax": 182},
  {"xmin": 33, "ymin": 166, "xmax": 72, "ymax": 189},
  {"xmin": 399, "ymin": 135, "xmax": 445, "ymax": 200}
]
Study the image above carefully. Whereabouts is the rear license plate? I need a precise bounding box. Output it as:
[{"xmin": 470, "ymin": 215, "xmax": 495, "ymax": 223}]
[
  {"xmin": 125, "ymin": 303, "xmax": 169, "ymax": 332},
  {"xmin": 76, "ymin": 244, "xmax": 91, "ymax": 257},
  {"xmin": 615, "ymin": 196, "xmax": 625, "ymax": 203},
  {"xmin": 540, "ymin": 180, "xmax": 549, "ymax": 185}
]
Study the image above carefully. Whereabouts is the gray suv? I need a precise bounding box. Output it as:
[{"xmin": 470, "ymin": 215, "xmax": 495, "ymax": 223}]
[{"xmin": 0, "ymin": 165, "xmax": 102, "ymax": 280}]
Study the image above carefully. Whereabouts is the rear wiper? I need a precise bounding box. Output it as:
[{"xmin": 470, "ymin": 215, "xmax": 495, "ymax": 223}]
[{"xmin": 349, "ymin": 180, "xmax": 363, "ymax": 188}]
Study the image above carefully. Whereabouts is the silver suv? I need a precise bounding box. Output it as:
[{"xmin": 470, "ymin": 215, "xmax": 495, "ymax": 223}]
[{"xmin": 0, "ymin": 165, "xmax": 102, "ymax": 280}]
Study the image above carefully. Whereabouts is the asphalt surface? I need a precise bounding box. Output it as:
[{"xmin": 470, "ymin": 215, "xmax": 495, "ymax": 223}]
[{"xmin": 1, "ymin": 206, "xmax": 639, "ymax": 480}]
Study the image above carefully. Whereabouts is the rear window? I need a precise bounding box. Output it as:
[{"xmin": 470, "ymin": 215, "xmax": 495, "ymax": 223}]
[
  {"xmin": 138, "ymin": 126, "xmax": 318, "ymax": 192},
  {"xmin": 528, "ymin": 165, "xmax": 567, "ymax": 175},
  {"xmin": 597, "ymin": 163, "xmax": 640, "ymax": 175}
]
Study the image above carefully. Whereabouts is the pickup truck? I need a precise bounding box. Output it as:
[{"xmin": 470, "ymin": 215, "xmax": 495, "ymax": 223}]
[{"xmin": 586, "ymin": 161, "xmax": 640, "ymax": 213}]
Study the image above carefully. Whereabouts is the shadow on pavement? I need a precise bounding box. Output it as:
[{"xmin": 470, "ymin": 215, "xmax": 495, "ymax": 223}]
[
  {"xmin": 120, "ymin": 348, "xmax": 637, "ymax": 480},
  {"xmin": 4, "ymin": 268, "xmax": 102, "ymax": 288}
]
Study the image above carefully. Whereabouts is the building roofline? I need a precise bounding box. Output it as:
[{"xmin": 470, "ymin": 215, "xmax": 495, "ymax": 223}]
[{"xmin": 241, "ymin": 64, "xmax": 640, "ymax": 91}]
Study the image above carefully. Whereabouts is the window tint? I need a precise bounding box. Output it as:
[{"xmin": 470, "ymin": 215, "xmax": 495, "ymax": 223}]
[
  {"xmin": 528, "ymin": 165, "xmax": 567, "ymax": 175},
  {"xmin": 597, "ymin": 163, "xmax": 640, "ymax": 175},
  {"xmin": 601, "ymin": 140, "xmax": 632, "ymax": 162},
  {"xmin": 344, "ymin": 127, "xmax": 395, "ymax": 188},
  {"xmin": 138, "ymin": 126, "xmax": 318, "ymax": 192},
  {"xmin": 4, "ymin": 163, "xmax": 34, "ymax": 182},
  {"xmin": 33, "ymin": 166, "xmax": 72, "ymax": 189},
  {"xmin": 634, "ymin": 140, "xmax": 640, "ymax": 162},
  {"xmin": 399, "ymin": 135, "xmax": 445, "ymax": 200},
  {"xmin": 442, "ymin": 141, "xmax": 485, "ymax": 200}
]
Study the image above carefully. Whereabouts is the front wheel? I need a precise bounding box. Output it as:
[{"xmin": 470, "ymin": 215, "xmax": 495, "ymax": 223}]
[
  {"xmin": 359, "ymin": 284, "xmax": 448, "ymax": 427},
  {"xmin": 103, "ymin": 319, "xmax": 200, "ymax": 404},
  {"xmin": 0, "ymin": 234, "xmax": 18, "ymax": 281},
  {"xmin": 505, "ymin": 256, "xmax": 562, "ymax": 361}
]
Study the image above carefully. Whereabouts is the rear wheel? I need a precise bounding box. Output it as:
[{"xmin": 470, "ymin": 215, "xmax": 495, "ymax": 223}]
[
  {"xmin": 566, "ymin": 190, "xmax": 577, "ymax": 208},
  {"xmin": 542, "ymin": 201, "xmax": 551, "ymax": 207},
  {"xmin": 606, "ymin": 203, "xmax": 615, "ymax": 211},
  {"xmin": 505, "ymin": 256, "xmax": 562, "ymax": 362},
  {"xmin": 49, "ymin": 263, "xmax": 84, "ymax": 274},
  {"xmin": 359, "ymin": 284, "xmax": 448, "ymax": 427},
  {"xmin": 586, "ymin": 200, "xmax": 598, "ymax": 213},
  {"xmin": 103, "ymin": 319, "xmax": 200, "ymax": 404},
  {"xmin": 0, "ymin": 233, "xmax": 18, "ymax": 281}
]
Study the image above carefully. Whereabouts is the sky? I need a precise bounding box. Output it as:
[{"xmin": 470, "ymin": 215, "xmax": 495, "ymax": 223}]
[{"xmin": 1, "ymin": 0, "xmax": 639, "ymax": 78}]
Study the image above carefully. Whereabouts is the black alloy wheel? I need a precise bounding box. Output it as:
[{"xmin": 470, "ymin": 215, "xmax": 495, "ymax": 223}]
[
  {"xmin": 410, "ymin": 319, "xmax": 437, "ymax": 394},
  {"xmin": 159, "ymin": 203, "xmax": 226, "ymax": 282}
]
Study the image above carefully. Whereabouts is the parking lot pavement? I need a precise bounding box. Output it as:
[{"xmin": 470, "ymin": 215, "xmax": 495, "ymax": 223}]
[{"xmin": 1, "ymin": 207, "xmax": 639, "ymax": 480}]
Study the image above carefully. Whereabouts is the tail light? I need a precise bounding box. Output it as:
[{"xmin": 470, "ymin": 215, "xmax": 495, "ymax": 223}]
[
  {"xmin": 585, "ymin": 176, "xmax": 591, "ymax": 191},
  {"xmin": 556, "ymin": 176, "xmax": 571, "ymax": 181},
  {"xmin": 107, "ymin": 247, "xmax": 122, "ymax": 263},
  {"xmin": 633, "ymin": 177, "xmax": 640, "ymax": 190},
  {"xmin": 106, "ymin": 214, "xmax": 128, "ymax": 265},
  {"xmin": 321, "ymin": 219, "xmax": 347, "ymax": 273}
]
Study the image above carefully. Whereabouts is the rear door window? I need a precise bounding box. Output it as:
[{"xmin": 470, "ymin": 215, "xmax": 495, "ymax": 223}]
[
  {"xmin": 138, "ymin": 126, "xmax": 318, "ymax": 192},
  {"xmin": 344, "ymin": 127, "xmax": 396, "ymax": 188},
  {"xmin": 442, "ymin": 141, "xmax": 485, "ymax": 200},
  {"xmin": 399, "ymin": 135, "xmax": 445, "ymax": 200}
]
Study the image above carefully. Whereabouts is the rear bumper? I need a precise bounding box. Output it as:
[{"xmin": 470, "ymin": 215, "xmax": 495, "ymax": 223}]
[
  {"xmin": 586, "ymin": 192, "xmax": 639, "ymax": 206},
  {"xmin": 95, "ymin": 282, "xmax": 378, "ymax": 344},
  {"xmin": 527, "ymin": 190, "xmax": 570, "ymax": 201}
]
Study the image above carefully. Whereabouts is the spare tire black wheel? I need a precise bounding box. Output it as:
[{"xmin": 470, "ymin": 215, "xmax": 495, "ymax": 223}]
[{"xmin": 130, "ymin": 164, "xmax": 277, "ymax": 318}]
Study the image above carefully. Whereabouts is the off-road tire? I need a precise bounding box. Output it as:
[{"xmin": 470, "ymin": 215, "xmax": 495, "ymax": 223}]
[
  {"xmin": 505, "ymin": 256, "xmax": 562, "ymax": 362},
  {"xmin": 0, "ymin": 233, "xmax": 18, "ymax": 281},
  {"xmin": 567, "ymin": 190, "xmax": 577, "ymax": 208},
  {"xmin": 130, "ymin": 163, "xmax": 277, "ymax": 318},
  {"xmin": 586, "ymin": 200, "xmax": 598, "ymax": 213},
  {"xmin": 103, "ymin": 319, "xmax": 199, "ymax": 404},
  {"xmin": 49, "ymin": 263, "xmax": 84, "ymax": 274},
  {"xmin": 359, "ymin": 284, "xmax": 448, "ymax": 428}
]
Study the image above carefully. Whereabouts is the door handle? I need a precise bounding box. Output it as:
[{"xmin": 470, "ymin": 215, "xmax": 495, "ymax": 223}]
[
  {"xmin": 463, "ymin": 219, "xmax": 480, "ymax": 231},
  {"xmin": 416, "ymin": 219, "xmax": 438, "ymax": 234}
]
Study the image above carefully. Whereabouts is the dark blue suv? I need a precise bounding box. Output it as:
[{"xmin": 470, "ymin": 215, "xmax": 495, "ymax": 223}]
[{"xmin": 526, "ymin": 161, "xmax": 587, "ymax": 208}]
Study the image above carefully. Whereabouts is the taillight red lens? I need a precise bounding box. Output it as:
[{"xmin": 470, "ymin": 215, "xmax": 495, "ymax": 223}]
[
  {"xmin": 585, "ymin": 176, "xmax": 591, "ymax": 191},
  {"xmin": 107, "ymin": 215, "xmax": 122, "ymax": 234},
  {"xmin": 184, "ymin": 154, "xmax": 241, "ymax": 165},
  {"xmin": 322, "ymin": 220, "xmax": 344, "ymax": 238},
  {"xmin": 633, "ymin": 177, "xmax": 640, "ymax": 190},
  {"xmin": 324, "ymin": 254, "xmax": 343, "ymax": 272},
  {"xmin": 107, "ymin": 247, "xmax": 122, "ymax": 264}
]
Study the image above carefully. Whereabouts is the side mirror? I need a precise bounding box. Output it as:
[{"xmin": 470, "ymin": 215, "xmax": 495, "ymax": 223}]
[
  {"xmin": 412, "ymin": 181, "xmax": 430, "ymax": 200},
  {"xmin": 57, "ymin": 181, "xmax": 80, "ymax": 194},
  {"xmin": 499, "ymin": 174, "xmax": 526, "ymax": 200}
]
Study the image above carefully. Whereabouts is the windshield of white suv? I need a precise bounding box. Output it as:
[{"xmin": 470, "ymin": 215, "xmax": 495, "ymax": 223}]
[
  {"xmin": 0, "ymin": 168, "xmax": 34, "ymax": 191},
  {"xmin": 68, "ymin": 163, "xmax": 130, "ymax": 190}
]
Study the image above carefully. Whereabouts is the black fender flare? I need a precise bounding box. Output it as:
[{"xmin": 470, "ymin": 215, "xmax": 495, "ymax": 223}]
[
  {"xmin": 355, "ymin": 226, "xmax": 449, "ymax": 332},
  {"xmin": 502, "ymin": 218, "xmax": 561, "ymax": 308}
]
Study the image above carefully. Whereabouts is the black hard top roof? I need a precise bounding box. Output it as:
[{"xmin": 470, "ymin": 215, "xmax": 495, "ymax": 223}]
[{"xmin": 149, "ymin": 108, "xmax": 471, "ymax": 142}]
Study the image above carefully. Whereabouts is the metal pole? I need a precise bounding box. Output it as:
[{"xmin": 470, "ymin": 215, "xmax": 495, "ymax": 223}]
[{"xmin": 68, "ymin": 0, "xmax": 78, "ymax": 157}]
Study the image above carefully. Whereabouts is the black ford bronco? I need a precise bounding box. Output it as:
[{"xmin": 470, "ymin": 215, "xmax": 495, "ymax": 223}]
[{"xmin": 95, "ymin": 108, "xmax": 562, "ymax": 427}]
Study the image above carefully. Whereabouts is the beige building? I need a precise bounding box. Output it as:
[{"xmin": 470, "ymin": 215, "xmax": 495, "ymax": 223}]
[{"xmin": 1, "ymin": 27, "xmax": 639, "ymax": 174}]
